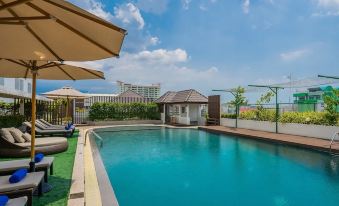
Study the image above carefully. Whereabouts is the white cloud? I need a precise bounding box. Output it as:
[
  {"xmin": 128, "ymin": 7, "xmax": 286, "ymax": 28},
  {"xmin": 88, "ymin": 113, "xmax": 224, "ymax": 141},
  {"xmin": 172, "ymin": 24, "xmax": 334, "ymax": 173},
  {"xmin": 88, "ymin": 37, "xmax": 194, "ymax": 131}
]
[
  {"xmin": 313, "ymin": 0, "xmax": 339, "ymax": 16},
  {"xmin": 199, "ymin": 4, "xmax": 208, "ymax": 11},
  {"xmin": 317, "ymin": 0, "xmax": 339, "ymax": 8},
  {"xmin": 137, "ymin": 0, "xmax": 169, "ymax": 14},
  {"xmin": 70, "ymin": 0, "xmax": 113, "ymax": 21},
  {"xmin": 132, "ymin": 49, "xmax": 188, "ymax": 64},
  {"xmin": 70, "ymin": 49, "xmax": 230, "ymax": 93},
  {"xmin": 149, "ymin": 36, "xmax": 160, "ymax": 46},
  {"xmin": 242, "ymin": 0, "xmax": 250, "ymax": 14},
  {"xmin": 182, "ymin": 0, "xmax": 192, "ymax": 10},
  {"xmin": 114, "ymin": 3, "xmax": 145, "ymax": 30},
  {"xmin": 280, "ymin": 49, "xmax": 310, "ymax": 61}
]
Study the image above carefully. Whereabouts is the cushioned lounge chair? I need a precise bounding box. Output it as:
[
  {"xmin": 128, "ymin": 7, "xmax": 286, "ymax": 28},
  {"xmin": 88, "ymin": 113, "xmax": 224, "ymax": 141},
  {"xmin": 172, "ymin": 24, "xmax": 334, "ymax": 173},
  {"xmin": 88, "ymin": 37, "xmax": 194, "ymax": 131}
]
[
  {"xmin": 38, "ymin": 119, "xmax": 65, "ymax": 129},
  {"xmin": 0, "ymin": 172, "xmax": 44, "ymax": 206},
  {"xmin": 23, "ymin": 122, "xmax": 72, "ymax": 137},
  {"xmin": 0, "ymin": 134, "xmax": 68, "ymax": 158},
  {"xmin": 4, "ymin": 196, "xmax": 28, "ymax": 206},
  {"xmin": 0, "ymin": 157, "xmax": 54, "ymax": 182},
  {"xmin": 35, "ymin": 121, "xmax": 63, "ymax": 130}
]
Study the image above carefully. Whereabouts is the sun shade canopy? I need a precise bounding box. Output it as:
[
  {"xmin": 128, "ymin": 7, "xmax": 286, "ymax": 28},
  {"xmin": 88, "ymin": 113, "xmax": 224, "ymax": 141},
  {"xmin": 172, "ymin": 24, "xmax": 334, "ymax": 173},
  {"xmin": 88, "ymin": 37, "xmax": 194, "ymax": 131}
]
[
  {"xmin": 0, "ymin": 0, "xmax": 126, "ymax": 61},
  {"xmin": 0, "ymin": 59, "xmax": 105, "ymax": 80},
  {"xmin": 42, "ymin": 86, "xmax": 88, "ymax": 98}
]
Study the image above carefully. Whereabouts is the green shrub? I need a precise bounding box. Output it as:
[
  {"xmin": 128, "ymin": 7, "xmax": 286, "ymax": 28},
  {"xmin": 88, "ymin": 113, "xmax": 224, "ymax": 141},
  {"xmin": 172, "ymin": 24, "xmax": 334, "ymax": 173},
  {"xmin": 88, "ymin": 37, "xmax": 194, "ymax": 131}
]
[
  {"xmin": 239, "ymin": 110, "xmax": 276, "ymax": 121},
  {"xmin": 0, "ymin": 115, "xmax": 25, "ymax": 128},
  {"xmin": 237, "ymin": 110, "xmax": 338, "ymax": 126},
  {"xmin": 221, "ymin": 113, "xmax": 237, "ymax": 119},
  {"xmin": 279, "ymin": 111, "xmax": 338, "ymax": 126},
  {"xmin": 89, "ymin": 102, "xmax": 160, "ymax": 121}
]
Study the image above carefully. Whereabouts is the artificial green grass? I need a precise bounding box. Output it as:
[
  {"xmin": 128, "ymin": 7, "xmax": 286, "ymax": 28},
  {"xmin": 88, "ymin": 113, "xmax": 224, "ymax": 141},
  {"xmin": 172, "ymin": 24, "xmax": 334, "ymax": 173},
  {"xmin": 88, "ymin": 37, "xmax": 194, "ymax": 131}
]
[{"xmin": 0, "ymin": 131, "xmax": 79, "ymax": 206}]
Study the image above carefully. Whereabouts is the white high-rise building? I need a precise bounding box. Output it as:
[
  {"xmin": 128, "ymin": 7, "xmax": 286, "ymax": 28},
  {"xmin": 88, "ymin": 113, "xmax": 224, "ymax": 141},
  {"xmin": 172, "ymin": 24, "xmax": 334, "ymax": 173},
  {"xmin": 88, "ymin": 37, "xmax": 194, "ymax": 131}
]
[{"xmin": 117, "ymin": 81, "xmax": 161, "ymax": 100}]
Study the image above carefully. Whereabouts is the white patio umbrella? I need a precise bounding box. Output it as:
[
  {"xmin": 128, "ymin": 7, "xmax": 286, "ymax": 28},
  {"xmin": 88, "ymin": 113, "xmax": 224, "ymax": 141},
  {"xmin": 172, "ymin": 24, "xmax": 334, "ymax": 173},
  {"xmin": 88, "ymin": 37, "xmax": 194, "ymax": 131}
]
[
  {"xmin": 0, "ymin": 0, "xmax": 126, "ymax": 171},
  {"xmin": 41, "ymin": 86, "xmax": 88, "ymax": 120}
]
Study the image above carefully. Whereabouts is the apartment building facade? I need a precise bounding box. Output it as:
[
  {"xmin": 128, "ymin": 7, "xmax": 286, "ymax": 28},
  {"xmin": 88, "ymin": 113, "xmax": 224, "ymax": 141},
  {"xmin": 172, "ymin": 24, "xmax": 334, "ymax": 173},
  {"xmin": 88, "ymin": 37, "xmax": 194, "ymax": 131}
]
[{"xmin": 117, "ymin": 81, "xmax": 160, "ymax": 100}]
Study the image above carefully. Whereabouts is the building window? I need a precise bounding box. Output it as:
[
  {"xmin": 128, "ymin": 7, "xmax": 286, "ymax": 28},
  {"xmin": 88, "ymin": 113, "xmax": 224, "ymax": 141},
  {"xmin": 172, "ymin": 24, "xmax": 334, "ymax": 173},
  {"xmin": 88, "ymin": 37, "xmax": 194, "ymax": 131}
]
[
  {"xmin": 0, "ymin": 77, "xmax": 4, "ymax": 86},
  {"xmin": 27, "ymin": 82, "xmax": 32, "ymax": 93},
  {"xmin": 15, "ymin": 79, "xmax": 24, "ymax": 91},
  {"xmin": 181, "ymin": 106, "xmax": 186, "ymax": 114}
]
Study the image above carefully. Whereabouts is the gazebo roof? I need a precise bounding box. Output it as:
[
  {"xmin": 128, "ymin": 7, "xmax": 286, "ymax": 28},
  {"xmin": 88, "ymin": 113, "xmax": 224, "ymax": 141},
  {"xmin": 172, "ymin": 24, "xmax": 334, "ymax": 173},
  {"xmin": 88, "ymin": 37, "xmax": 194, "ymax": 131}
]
[
  {"xmin": 156, "ymin": 89, "xmax": 207, "ymax": 104},
  {"xmin": 118, "ymin": 90, "xmax": 145, "ymax": 98}
]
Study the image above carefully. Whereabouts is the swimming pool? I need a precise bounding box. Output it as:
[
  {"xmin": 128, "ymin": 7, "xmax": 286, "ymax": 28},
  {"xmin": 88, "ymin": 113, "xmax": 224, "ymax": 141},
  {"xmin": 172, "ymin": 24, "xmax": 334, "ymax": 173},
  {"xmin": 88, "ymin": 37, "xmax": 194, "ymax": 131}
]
[{"xmin": 93, "ymin": 126, "xmax": 339, "ymax": 206}]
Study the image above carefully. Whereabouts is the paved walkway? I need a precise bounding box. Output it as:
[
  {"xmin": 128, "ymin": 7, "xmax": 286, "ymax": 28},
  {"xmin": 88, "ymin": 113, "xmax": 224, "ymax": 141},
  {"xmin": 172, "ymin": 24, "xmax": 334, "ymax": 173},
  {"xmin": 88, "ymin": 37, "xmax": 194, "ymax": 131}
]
[{"xmin": 199, "ymin": 126, "xmax": 339, "ymax": 153}]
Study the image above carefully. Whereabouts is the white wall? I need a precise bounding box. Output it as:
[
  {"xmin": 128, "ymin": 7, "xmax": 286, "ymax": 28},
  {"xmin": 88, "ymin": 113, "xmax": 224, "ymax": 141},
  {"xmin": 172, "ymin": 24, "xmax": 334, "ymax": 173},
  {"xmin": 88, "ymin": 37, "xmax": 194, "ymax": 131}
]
[{"xmin": 220, "ymin": 118, "xmax": 339, "ymax": 139}]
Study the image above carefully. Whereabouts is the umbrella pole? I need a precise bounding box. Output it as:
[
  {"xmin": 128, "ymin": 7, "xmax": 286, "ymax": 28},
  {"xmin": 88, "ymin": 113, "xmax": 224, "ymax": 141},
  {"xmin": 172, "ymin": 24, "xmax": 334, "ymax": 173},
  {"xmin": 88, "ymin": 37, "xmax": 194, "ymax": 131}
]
[{"xmin": 29, "ymin": 63, "xmax": 37, "ymax": 172}]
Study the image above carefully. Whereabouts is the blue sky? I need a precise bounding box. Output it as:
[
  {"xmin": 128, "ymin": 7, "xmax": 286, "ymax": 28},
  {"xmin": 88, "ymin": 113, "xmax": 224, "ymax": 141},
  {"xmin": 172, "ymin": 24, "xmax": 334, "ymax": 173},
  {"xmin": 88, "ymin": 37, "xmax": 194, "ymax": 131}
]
[{"xmin": 37, "ymin": 0, "xmax": 339, "ymax": 101}]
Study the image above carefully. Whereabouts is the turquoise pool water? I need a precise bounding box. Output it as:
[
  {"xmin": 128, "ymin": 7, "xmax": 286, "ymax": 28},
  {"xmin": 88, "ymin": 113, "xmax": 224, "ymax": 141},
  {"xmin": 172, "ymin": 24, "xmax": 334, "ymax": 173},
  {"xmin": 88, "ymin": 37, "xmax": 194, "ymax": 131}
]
[{"xmin": 94, "ymin": 126, "xmax": 339, "ymax": 206}]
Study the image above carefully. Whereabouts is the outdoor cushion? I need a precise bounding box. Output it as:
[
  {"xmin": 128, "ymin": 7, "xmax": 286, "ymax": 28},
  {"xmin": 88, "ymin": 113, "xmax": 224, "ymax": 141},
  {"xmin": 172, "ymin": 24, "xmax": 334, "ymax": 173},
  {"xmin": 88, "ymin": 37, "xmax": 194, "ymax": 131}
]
[
  {"xmin": 0, "ymin": 128, "xmax": 15, "ymax": 143},
  {"xmin": 21, "ymin": 133, "xmax": 31, "ymax": 142},
  {"xmin": 9, "ymin": 128, "xmax": 25, "ymax": 143},
  {"xmin": 16, "ymin": 137, "xmax": 67, "ymax": 148},
  {"xmin": 9, "ymin": 169, "xmax": 27, "ymax": 184},
  {"xmin": 0, "ymin": 195, "xmax": 8, "ymax": 206},
  {"xmin": 35, "ymin": 153, "xmax": 44, "ymax": 163},
  {"xmin": 0, "ymin": 172, "xmax": 44, "ymax": 193}
]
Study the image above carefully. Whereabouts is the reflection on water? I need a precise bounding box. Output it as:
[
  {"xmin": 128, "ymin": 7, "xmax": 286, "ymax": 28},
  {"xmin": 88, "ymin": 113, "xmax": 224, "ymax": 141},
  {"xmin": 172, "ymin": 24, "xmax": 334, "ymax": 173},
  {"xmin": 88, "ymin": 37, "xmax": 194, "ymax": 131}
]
[{"xmin": 95, "ymin": 126, "xmax": 339, "ymax": 206}]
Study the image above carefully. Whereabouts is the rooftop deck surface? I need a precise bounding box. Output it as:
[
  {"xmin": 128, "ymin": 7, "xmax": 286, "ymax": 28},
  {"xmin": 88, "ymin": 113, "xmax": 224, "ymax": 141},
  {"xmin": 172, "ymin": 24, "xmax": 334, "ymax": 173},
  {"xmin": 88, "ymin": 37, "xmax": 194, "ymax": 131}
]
[{"xmin": 199, "ymin": 126, "xmax": 339, "ymax": 154}]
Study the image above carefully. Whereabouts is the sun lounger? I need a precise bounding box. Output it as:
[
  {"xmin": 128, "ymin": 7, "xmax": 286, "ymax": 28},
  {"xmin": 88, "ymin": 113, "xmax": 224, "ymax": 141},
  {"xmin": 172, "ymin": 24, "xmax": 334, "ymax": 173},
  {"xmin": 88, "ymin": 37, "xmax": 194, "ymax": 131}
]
[
  {"xmin": 0, "ymin": 172, "xmax": 44, "ymax": 206},
  {"xmin": 35, "ymin": 121, "xmax": 64, "ymax": 130},
  {"xmin": 38, "ymin": 119, "xmax": 65, "ymax": 129},
  {"xmin": 0, "ymin": 131, "xmax": 68, "ymax": 157},
  {"xmin": 2, "ymin": 196, "xmax": 28, "ymax": 206},
  {"xmin": 23, "ymin": 122, "xmax": 72, "ymax": 136},
  {"xmin": 0, "ymin": 157, "xmax": 54, "ymax": 182}
]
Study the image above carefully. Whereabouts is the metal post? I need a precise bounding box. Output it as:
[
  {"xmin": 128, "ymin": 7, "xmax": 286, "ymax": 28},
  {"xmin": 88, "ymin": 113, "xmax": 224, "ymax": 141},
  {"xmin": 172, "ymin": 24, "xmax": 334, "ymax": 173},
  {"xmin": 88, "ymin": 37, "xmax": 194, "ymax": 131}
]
[
  {"xmin": 235, "ymin": 104, "xmax": 238, "ymax": 128},
  {"xmin": 275, "ymin": 87, "xmax": 279, "ymax": 134}
]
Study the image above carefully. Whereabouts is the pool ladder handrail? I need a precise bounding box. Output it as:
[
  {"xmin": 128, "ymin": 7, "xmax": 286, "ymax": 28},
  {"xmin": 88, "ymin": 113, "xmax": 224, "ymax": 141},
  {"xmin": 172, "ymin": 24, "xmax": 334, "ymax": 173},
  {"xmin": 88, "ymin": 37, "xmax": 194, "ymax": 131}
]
[
  {"xmin": 329, "ymin": 132, "xmax": 339, "ymax": 154},
  {"xmin": 85, "ymin": 129, "xmax": 104, "ymax": 148}
]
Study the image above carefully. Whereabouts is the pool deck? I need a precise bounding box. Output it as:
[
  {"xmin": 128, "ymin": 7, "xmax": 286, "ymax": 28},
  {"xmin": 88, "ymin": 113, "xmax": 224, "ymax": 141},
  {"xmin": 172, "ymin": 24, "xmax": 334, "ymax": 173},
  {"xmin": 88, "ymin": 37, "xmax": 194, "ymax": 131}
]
[{"xmin": 199, "ymin": 126, "xmax": 339, "ymax": 154}]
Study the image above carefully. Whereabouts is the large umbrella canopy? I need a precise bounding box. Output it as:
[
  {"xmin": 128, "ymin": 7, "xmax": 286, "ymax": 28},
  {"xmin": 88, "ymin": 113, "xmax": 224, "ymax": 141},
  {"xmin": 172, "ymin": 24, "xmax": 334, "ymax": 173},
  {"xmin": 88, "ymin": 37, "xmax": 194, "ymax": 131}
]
[
  {"xmin": 0, "ymin": 0, "xmax": 126, "ymax": 61},
  {"xmin": 41, "ymin": 86, "xmax": 87, "ymax": 98},
  {"xmin": 0, "ymin": 59, "xmax": 104, "ymax": 169}
]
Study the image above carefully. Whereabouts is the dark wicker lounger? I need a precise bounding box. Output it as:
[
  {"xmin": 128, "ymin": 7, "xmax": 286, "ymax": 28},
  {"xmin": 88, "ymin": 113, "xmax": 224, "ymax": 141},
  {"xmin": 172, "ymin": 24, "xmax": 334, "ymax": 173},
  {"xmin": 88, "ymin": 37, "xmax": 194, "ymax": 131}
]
[
  {"xmin": 0, "ymin": 135, "xmax": 68, "ymax": 158},
  {"xmin": 0, "ymin": 172, "xmax": 44, "ymax": 206}
]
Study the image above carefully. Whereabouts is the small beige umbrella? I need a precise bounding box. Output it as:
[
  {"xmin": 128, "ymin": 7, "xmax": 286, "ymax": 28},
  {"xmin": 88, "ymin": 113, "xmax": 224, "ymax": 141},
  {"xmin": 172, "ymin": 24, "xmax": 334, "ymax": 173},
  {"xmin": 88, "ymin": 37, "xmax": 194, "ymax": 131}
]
[
  {"xmin": 42, "ymin": 86, "xmax": 88, "ymax": 120},
  {"xmin": 0, "ymin": 0, "xmax": 126, "ymax": 61},
  {"xmin": 0, "ymin": 59, "xmax": 104, "ymax": 170}
]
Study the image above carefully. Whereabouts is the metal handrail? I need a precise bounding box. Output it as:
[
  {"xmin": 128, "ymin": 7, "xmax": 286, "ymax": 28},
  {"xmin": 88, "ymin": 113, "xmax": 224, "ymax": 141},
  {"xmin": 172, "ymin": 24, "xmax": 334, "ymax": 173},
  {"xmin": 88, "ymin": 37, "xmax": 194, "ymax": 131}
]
[
  {"xmin": 85, "ymin": 129, "xmax": 103, "ymax": 148},
  {"xmin": 329, "ymin": 132, "xmax": 339, "ymax": 153}
]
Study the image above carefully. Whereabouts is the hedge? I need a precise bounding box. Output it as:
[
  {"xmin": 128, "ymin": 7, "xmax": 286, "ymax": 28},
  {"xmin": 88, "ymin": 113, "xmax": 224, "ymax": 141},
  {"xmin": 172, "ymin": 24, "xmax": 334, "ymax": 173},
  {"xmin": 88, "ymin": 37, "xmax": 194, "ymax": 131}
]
[
  {"xmin": 222, "ymin": 110, "xmax": 338, "ymax": 126},
  {"xmin": 89, "ymin": 102, "xmax": 160, "ymax": 121},
  {"xmin": 0, "ymin": 115, "xmax": 25, "ymax": 128}
]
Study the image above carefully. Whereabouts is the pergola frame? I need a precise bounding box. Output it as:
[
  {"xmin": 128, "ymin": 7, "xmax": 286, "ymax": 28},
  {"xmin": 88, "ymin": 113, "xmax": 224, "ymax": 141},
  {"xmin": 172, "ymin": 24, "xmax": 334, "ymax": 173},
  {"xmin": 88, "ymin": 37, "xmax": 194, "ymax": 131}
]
[{"xmin": 248, "ymin": 85, "xmax": 284, "ymax": 133}]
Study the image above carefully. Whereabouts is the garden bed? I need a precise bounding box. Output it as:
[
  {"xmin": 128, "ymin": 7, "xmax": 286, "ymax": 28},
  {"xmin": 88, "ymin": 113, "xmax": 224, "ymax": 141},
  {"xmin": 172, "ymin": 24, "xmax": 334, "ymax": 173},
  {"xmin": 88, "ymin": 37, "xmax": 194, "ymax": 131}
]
[{"xmin": 221, "ymin": 118, "xmax": 338, "ymax": 139}]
